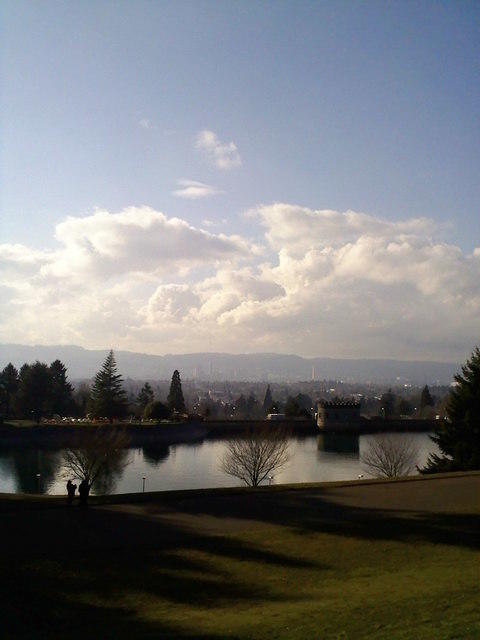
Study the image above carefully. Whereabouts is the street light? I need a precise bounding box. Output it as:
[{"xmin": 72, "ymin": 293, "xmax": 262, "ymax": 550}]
[
  {"xmin": 142, "ymin": 476, "xmax": 146, "ymax": 493},
  {"xmin": 36, "ymin": 473, "xmax": 41, "ymax": 493}
]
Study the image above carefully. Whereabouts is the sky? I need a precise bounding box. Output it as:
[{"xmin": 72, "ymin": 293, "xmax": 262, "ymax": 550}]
[{"xmin": 1, "ymin": 1, "xmax": 479, "ymax": 362}]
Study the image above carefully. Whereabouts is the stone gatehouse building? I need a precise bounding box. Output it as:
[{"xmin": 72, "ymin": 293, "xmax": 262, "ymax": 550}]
[{"xmin": 316, "ymin": 400, "xmax": 361, "ymax": 431}]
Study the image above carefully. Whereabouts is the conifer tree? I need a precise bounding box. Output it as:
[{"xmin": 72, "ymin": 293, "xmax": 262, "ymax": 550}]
[
  {"xmin": 167, "ymin": 370, "xmax": 186, "ymax": 413},
  {"xmin": 17, "ymin": 361, "xmax": 51, "ymax": 423},
  {"xmin": 49, "ymin": 360, "xmax": 74, "ymax": 415},
  {"xmin": 0, "ymin": 363, "xmax": 19, "ymax": 418},
  {"xmin": 90, "ymin": 350, "xmax": 127, "ymax": 422},
  {"xmin": 422, "ymin": 347, "xmax": 480, "ymax": 472},
  {"xmin": 420, "ymin": 384, "xmax": 434, "ymax": 412},
  {"xmin": 136, "ymin": 382, "xmax": 154, "ymax": 410},
  {"xmin": 263, "ymin": 385, "xmax": 273, "ymax": 414}
]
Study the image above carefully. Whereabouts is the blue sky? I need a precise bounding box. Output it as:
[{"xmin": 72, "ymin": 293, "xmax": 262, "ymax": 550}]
[{"xmin": 1, "ymin": 1, "xmax": 479, "ymax": 359}]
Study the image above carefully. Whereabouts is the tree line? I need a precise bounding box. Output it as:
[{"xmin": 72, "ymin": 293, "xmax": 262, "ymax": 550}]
[{"xmin": 0, "ymin": 350, "xmax": 187, "ymax": 423}]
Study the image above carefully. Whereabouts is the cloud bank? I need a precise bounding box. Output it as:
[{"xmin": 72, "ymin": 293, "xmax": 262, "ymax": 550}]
[{"xmin": 1, "ymin": 204, "xmax": 478, "ymax": 361}]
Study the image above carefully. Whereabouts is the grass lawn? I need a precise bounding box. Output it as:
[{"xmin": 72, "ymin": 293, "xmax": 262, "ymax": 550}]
[{"xmin": 1, "ymin": 474, "xmax": 479, "ymax": 639}]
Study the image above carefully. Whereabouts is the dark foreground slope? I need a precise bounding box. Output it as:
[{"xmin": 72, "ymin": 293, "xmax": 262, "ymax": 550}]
[{"xmin": 1, "ymin": 473, "xmax": 479, "ymax": 640}]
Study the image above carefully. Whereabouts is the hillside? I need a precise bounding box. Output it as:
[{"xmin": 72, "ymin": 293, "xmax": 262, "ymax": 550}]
[{"xmin": 0, "ymin": 344, "xmax": 459, "ymax": 384}]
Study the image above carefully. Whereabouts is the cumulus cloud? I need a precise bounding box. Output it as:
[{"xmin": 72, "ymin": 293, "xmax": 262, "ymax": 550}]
[
  {"xmin": 0, "ymin": 203, "xmax": 478, "ymax": 361},
  {"xmin": 172, "ymin": 179, "xmax": 220, "ymax": 200},
  {"xmin": 195, "ymin": 129, "xmax": 242, "ymax": 170},
  {"xmin": 44, "ymin": 206, "xmax": 250, "ymax": 280}
]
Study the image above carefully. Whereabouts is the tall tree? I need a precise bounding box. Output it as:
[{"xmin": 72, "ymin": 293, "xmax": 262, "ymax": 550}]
[
  {"xmin": 136, "ymin": 382, "xmax": 154, "ymax": 410},
  {"xmin": 420, "ymin": 384, "xmax": 434, "ymax": 414},
  {"xmin": 263, "ymin": 385, "xmax": 273, "ymax": 414},
  {"xmin": 49, "ymin": 360, "xmax": 74, "ymax": 415},
  {"xmin": 0, "ymin": 363, "xmax": 19, "ymax": 419},
  {"xmin": 17, "ymin": 361, "xmax": 51, "ymax": 423},
  {"xmin": 90, "ymin": 351, "xmax": 127, "ymax": 422},
  {"xmin": 167, "ymin": 370, "xmax": 186, "ymax": 413},
  {"xmin": 422, "ymin": 347, "xmax": 480, "ymax": 473}
]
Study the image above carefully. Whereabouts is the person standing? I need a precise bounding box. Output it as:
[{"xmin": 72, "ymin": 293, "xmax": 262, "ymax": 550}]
[
  {"xmin": 66, "ymin": 479, "xmax": 77, "ymax": 506},
  {"xmin": 78, "ymin": 478, "xmax": 89, "ymax": 507}
]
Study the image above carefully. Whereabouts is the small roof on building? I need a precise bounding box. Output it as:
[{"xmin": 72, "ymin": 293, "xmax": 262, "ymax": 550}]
[{"xmin": 317, "ymin": 399, "xmax": 360, "ymax": 408}]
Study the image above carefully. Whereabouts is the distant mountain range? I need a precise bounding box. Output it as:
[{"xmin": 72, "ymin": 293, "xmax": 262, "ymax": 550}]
[{"xmin": 0, "ymin": 344, "xmax": 459, "ymax": 385}]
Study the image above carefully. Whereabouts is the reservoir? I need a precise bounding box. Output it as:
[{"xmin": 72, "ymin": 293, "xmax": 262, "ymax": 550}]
[{"xmin": 0, "ymin": 432, "xmax": 439, "ymax": 495}]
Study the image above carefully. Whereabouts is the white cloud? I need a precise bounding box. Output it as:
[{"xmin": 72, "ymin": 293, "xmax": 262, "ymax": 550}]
[
  {"xmin": 44, "ymin": 206, "xmax": 251, "ymax": 280},
  {"xmin": 195, "ymin": 129, "xmax": 242, "ymax": 170},
  {"xmin": 172, "ymin": 180, "xmax": 220, "ymax": 200},
  {"xmin": 0, "ymin": 203, "xmax": 478, "ymax": 361}
]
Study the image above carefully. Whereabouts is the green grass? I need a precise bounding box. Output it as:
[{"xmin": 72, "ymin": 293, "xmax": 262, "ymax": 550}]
[{"xmin": 1, "ymin": 475, "xmax": 479, "ymax": 639}]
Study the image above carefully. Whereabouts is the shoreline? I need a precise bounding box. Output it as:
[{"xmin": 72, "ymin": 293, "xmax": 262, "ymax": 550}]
[
  {"xmin": 0, "ymin": 417, "xmax": 438, "ymax": 447},
  {"xmin": 1, "ymin": 469, "xmax": 479, "ymax": 506}
]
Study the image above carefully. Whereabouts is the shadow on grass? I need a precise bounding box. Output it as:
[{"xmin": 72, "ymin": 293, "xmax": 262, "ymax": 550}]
[
  {"xmin": 152, "ymin": 486, "xmax": 480, "ymax": 551},
  {"xmin": 0, "ymin": 504, "xmax": 318, "ymax": 639},
  {"xmin": 1, "ymin": 478, "xmax": 479, "ymax": 638}
]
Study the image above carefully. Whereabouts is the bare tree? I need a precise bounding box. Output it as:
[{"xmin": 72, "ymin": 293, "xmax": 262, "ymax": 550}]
[
  {"xmin": 360, "ymin": 434, "xmax": 419, "ymax": 478},
  {"xmin": 220, "ymin": 426, "xmax": 291, "ymax": 487},
  {"xmin": 63, "ymin": 427, "xmax": 130, "ymax": 499}
]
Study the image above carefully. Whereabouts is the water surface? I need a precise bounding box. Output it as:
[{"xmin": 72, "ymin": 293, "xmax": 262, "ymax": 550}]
[{"xmin": 0, "ymin": 432, "xmax": 439, "ymax": 495}]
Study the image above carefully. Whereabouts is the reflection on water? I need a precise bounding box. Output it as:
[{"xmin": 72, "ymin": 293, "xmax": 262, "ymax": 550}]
[
  {"xmin": 317, "ymin": 432, "xmax": 359, "ymax": 454},
  {"xmin": 88, "ymin": 448, "xmax": 132, "ymax": 495},
  {"xmin": 0, "ymin": 432, "xmax": 439, "ymax": 495},
  {"xmin": 0, "ymin": 447, "xmax": 62, "ymax": 494},
  {"xmin": 142, "ymin": 444, "xmax": 170, "ymax": 467}
]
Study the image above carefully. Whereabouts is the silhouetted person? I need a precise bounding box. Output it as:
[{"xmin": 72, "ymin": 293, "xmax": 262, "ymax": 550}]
[
  {"xmin": 78, "ymin": 479, "xmax": 89, "ymax": 507},
  {"xmin": 66, "ymin": 479, "xmax": 77, "ymax": 506}
]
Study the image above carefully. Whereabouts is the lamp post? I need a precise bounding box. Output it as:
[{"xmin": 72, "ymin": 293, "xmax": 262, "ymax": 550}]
[
  {"xmin": 36, "ymin": 473, "xmax": 41, "ymax": 493},
  {"xmin": 142, "ymin": 476, "xmax": 146, "ymax": 493}
]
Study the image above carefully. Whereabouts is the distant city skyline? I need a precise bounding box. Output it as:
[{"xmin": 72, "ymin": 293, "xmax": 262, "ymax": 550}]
[{"xmin": 1, "ymin": 2, "xmax": 479, "ymax": 361}]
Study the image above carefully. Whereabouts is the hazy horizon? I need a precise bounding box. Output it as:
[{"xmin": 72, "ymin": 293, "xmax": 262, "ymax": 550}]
[{"xmin": 0, "ymin": 341, "xmax": 462, "ymax": 365}]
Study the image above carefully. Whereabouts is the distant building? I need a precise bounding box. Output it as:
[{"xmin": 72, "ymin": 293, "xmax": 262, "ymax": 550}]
[{"xmin": 316, "ymin": 400, "xmax": 361, "ymax": 431}]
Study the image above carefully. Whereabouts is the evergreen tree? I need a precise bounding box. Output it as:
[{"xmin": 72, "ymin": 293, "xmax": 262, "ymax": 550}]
[
  {"xmin": 17, "ymin": 361, "xmax": 51, "ymax": 423},
  {"xmin": 90, "ymin": 351, "xmax": 127, "ymax": 422},
  {"xmin": 136, "ymin": 382, "xmax": 154, "ymax": 410},
  {"xmin": 263, "ymin": 385, "xmax": 273, "ymax": 414},
  {"xmin": 295, "ymin": 393, "xmax": 313, "ymax": 416},
  {"xmin": 167, "ymin": 370, "xmax": 186, "ymax": 413},
  {"xmin": 422, "ymin": 347, "xmax": 480, "ymax": 473},
  {"xmin": 420, "ymin": 384, "xmax": 434, "ymax": 413},
  {"xmin": 49, "ymin": 360, "xmax": 74, "ymax": 415},
  {"xmin": 0, "ymin": 363, "xmax": 19, "ymax": 418}
]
